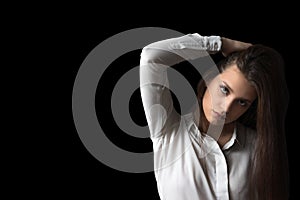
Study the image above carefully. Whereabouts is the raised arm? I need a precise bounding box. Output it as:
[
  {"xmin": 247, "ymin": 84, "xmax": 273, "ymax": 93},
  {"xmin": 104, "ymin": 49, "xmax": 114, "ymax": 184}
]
[{"xmin": 139, "ymin": 33, "xmax": 222, "ymax": 139}]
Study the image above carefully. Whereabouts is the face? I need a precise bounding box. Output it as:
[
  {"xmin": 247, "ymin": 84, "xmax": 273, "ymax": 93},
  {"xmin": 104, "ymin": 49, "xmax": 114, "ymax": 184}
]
[{"xmin": 202, "ymin": 64, "xmax": 257, "ymax": 125}]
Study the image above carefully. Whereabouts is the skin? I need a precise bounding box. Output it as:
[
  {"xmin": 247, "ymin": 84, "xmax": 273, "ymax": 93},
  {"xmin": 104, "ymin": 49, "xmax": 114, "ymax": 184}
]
[{"xmin": 202, "ymin": 64, "xmax": 257, "ymax": 146}]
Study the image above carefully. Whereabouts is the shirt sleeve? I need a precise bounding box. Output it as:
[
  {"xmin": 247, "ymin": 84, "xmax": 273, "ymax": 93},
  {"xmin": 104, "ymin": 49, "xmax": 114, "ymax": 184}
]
[{"xmin": 139, "ymin": 33, "xmax": 222, "ymax": 139}]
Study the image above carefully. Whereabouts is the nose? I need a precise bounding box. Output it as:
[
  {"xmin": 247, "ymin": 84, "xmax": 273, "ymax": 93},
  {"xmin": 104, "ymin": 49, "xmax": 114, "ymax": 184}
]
[{"xmin": 219, "ymin": 97, "xmax": 233, "ymax": 115}]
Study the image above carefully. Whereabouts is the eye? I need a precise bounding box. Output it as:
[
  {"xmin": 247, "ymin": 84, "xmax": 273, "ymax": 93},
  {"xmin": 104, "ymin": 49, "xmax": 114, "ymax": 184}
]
[
  {"xmin": 220, "ymin": 85, "xmax": 229, "ymax": 95},
  {"xmin": 238, "ymin": 99, "xmax": 247, "ymax": 107}
]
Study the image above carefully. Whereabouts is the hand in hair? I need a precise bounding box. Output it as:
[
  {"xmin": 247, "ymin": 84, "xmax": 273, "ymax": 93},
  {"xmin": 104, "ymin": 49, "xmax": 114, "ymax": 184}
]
[{"xmin": 221, "ymin": 37, "xmax": 252, "ymax": 57}]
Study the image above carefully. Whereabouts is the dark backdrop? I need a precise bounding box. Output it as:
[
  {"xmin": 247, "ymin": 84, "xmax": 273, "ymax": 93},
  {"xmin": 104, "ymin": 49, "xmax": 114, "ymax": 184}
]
[
  {"xmin": 35, "ymin": 11, "xmax": 297, "ymax": 200},
  {"xmin": 67, "ymin": 24, "xmax": 297, "ymax": 200}
]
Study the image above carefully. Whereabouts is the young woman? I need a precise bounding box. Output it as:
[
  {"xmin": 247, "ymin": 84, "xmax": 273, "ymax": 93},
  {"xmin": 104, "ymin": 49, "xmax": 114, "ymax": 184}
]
[{"xmin": 139, "ymin": 33, "xmax": 289, "ymax": 200}]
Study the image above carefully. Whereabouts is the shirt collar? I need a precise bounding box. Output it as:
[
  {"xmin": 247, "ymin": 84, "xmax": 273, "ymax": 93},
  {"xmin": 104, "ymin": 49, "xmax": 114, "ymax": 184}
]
[{"xmin": 222, "ymin": 127, "xmax": 238, "ymax": 150}]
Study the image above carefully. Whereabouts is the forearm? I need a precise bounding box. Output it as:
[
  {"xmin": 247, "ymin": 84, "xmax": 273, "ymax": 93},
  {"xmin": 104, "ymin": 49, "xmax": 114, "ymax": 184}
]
[{"xmin": 140, "ymin": 33, "xmax": 222, "ymax": 67}]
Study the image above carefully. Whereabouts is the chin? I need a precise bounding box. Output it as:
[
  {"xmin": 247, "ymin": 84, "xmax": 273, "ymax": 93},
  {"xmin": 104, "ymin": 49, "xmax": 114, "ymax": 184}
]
[{"xmin": 209, "ymin": 118, "xmax": 226, "ymax": 126}]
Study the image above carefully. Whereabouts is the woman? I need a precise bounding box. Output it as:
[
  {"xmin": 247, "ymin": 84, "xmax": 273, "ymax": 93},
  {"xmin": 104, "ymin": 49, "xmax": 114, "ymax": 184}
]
[{"xmin": 139, "ymin": 33, "xmax": 289, "ymax": 200}]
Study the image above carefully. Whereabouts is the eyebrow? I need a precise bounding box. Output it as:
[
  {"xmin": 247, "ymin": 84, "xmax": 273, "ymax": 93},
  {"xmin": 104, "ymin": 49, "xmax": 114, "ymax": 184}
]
[{"xmin": 222, "ymin": 81, "xmax": 252, "ymax": 103}]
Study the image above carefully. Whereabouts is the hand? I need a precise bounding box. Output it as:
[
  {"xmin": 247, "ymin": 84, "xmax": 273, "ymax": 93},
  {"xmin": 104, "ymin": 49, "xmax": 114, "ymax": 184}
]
[{"xmin": 221, "ymin": 37, "xmax": 252, "ymax": 57}]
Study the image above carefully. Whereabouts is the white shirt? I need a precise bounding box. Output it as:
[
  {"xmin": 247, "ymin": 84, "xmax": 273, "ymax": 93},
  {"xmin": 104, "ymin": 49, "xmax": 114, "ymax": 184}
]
[{"xmin": 140, "ymin": 33, "xmax": 256, "ymax": 200}]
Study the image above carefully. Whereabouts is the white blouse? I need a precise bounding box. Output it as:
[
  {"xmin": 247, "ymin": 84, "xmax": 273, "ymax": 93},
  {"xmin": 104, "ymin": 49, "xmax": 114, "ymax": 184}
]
[{"xmin": 140, "ymin": 33, "xmax": 256, "ymax": 200}]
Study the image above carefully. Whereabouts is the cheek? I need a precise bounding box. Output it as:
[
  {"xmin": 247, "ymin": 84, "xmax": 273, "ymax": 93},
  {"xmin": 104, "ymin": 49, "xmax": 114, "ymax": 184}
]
[
  {"xmin": 203, "ymin": 85, "xmax": 224, "ymax": 110},
  {"xmin": 202, "ymin": 90, "xmax": 212, "ymax": 120},
  {"xmin": 227, "ymin": 106, "xmax": 249, "ymax": 122}
]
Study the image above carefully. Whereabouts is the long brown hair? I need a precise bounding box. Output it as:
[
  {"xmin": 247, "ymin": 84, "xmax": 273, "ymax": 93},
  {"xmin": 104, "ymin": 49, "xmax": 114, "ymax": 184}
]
[{"xmin": 197, "ymin": 45, "xmax": 289, "ymax": 199}]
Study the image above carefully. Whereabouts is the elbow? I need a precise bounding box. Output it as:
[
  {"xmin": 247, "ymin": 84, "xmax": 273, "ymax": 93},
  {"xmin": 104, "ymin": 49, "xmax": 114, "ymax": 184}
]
[{"xmin": 140, "ymin": 46, "xmax": 163, "ymax": 64}]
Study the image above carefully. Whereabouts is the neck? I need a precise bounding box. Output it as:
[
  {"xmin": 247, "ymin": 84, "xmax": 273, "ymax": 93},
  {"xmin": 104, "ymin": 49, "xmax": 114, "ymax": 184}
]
[
  {"xmin": 221, "ymin": 122, "xmax": 235, "ymax": 135},
  {"xmin": 200, "ymin": 120, "xmax": 235, "ymax": 142},
  {"xmin": 217, "ymin": 122, "xmax": 235, "ymax": 148}
]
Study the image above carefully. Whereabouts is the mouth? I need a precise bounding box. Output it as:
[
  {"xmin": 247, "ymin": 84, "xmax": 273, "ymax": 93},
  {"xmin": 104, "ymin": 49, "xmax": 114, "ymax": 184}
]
[{"xmin": 212, "ymin": 110, "xmax": 226, "ymax": 120}]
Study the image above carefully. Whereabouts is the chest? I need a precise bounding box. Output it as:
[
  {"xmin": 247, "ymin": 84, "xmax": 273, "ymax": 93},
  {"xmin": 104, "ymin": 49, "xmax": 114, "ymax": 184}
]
[{"xmin": 155, "ymin": 143, "xmax": 251, "ymax": 200}]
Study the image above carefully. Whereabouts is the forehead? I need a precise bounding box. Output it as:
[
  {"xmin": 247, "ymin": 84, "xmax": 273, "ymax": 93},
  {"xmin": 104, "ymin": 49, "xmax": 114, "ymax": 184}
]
[{"xmin": 219, "ymin": 64, "xmax": 257, "ymax": 99}]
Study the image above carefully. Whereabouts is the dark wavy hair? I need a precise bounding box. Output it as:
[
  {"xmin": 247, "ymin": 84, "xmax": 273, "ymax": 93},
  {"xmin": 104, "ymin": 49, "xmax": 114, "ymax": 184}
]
[{"xmin": 197, "ymin": 44, "xmax": 289, "ymax": 200}]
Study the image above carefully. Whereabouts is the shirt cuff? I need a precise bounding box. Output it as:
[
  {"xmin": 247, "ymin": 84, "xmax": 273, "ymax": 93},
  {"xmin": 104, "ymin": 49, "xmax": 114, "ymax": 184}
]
[{"xmin": 191, "ymin": 33, "xmax": 222, "ymax": 53}]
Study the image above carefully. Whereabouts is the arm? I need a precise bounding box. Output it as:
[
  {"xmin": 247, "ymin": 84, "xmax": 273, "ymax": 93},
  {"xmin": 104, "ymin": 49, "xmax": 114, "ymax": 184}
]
[{"xmin": 139, "ymin": 33, "xmax": 222, "ymax": 139}]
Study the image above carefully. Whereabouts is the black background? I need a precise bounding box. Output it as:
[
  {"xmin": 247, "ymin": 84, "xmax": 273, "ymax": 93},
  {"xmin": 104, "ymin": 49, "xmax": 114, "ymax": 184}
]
[
  {"xmin": 68, "ymin": 24, "xmax": 297, "ymax": 199},
  {"xmin": 17, "ymin": 5, "xmax": 298, "ymax": 199}
]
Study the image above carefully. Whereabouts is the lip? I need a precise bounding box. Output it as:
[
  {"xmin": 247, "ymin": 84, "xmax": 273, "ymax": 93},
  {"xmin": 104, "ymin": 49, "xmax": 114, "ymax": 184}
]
[{"xmin": 212, "ymin": 110, "xmax": 226, "ymax": 119}]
